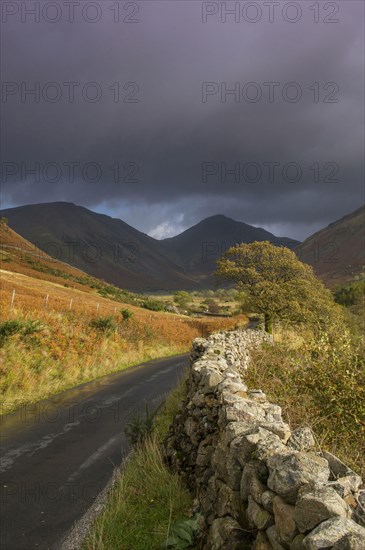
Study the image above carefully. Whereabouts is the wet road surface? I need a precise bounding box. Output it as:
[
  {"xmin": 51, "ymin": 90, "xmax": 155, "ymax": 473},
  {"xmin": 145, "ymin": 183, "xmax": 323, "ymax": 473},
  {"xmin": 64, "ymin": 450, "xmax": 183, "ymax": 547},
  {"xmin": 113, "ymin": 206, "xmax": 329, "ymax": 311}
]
[{"xmin": 0, "ymin": 353, "xmax": 188, "ymax": 549}]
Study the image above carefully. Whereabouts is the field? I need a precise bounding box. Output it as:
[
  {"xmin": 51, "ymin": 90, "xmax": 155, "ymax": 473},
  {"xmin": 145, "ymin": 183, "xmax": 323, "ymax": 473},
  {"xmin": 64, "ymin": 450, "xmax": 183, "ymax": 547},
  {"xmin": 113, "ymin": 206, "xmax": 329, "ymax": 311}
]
[{"xmin": 0, "ymin": 269, "xmax": 247, "ymax": 413}]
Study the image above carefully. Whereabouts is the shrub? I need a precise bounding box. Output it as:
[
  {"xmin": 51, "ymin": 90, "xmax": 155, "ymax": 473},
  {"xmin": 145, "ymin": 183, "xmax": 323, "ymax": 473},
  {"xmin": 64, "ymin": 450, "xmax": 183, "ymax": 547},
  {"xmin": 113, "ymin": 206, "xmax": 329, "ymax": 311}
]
[
  {"xmin": 173, "ymin": 291, "xmax": 190, "ymax": 309},
  {"xmin": 334, "ymin": 280, "xmax": 365, "ymax": 307},
  {"xmin": 142, "ymin": 298, "xmax": 165, "ymax": 312},
  {"xmin": 0, "ymin": 318, "xmax": 45, "ymax": 344},
  {"xmin": 205, "ymin": 299, "xmax": 220, "ymax": 314},
  {"xmin": 90, "ymin": 316, "xmax": 116, "ymax": 333},
  {"xmin": 121, "ymin": 309, "xmax": 133, "ymax": 321},
  {"xmin": 125, "ymin": 404, "xmax": 154, "ymax": 445},
  {"xmin": 0, "ymin": 320, "xmax": 24, "ymax": 340}
]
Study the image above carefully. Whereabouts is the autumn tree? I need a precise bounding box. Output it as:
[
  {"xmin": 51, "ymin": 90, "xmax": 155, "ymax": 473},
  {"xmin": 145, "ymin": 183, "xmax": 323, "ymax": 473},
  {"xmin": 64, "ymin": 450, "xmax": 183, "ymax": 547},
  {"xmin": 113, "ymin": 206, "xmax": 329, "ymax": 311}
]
[{"xmin": 215, "ymin": 241, "xmax": 336, "ymax": 333}]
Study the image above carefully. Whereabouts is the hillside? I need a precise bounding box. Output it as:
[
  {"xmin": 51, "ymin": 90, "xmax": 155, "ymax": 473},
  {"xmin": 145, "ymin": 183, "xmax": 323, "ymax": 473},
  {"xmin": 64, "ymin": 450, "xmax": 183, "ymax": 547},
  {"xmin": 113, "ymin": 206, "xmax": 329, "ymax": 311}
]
[
  {"xmin": 0, "ymin": 203, "xmax": 198, "ymax": 292},
  {"xmin": 162, "ymin": 214, "xmax": 299, "ymax": 280},
  {"xmin": 0, "ymin": 223, "xmax": 245, "ymax": 411},
  {"xmin": 1, "ymin": 204, "xmax": 299, "ymax": 290},
  {"xmin": 296, "ymin": 205, "xmax": 365, "ymax": 287},
  {"xmin": 0, "ymin": 220, "xmax": 112, "ymax": 294}
]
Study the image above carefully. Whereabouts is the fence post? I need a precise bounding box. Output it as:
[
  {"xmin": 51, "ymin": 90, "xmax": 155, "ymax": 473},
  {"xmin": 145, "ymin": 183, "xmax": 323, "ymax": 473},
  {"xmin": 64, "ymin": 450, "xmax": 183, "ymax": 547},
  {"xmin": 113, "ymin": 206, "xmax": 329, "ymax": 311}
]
[
  {"xmin": 96, "ymin": 303, "xmax": 99, "ymax": 312},
  {"xmin": 10, "ymin": 289, "xmax": 15, "ymax": 308},
  {"xmin": 45, "ymin": 294, "xmax": 49, "ymax": 308},
  {"xmin": 69, "ymin": 299, "xmax": 73, "ymax": 310}
]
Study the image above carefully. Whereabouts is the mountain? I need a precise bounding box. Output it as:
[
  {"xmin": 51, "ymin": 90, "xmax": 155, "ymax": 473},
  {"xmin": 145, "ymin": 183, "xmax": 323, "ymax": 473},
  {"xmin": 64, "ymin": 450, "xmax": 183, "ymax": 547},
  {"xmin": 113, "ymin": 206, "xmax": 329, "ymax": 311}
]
[
  {"xmin": 1, "ymin": 203, "xmax": 299, "ymax": 290},
  {"xmin": 0, "ymin": 202, "xmax": 198, "ymax": 291},
  {"xmin": 296, "ymin": 206, "xmax": 365, "ymax": 287},
  {"xmin": 162, "ymin": 214, "xmax": 299, "ymax": 280}
]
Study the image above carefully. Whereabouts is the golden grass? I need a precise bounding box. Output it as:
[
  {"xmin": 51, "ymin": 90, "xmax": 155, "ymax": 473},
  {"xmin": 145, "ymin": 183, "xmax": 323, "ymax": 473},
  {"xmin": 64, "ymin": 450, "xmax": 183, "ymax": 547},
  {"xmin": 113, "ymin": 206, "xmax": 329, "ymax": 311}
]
[
  {"xmin": 0, "ymin": 270, "xmax": 247, "ymax": 413},
  {"xmin": 246, "ymin": 324, "xmax": 365, "ymax": 478}
]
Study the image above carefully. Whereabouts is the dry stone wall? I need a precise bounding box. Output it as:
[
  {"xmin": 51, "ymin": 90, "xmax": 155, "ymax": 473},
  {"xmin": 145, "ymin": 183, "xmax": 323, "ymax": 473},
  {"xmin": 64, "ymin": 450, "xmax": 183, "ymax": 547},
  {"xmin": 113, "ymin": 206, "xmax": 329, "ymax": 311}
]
[{"xmin": 165, "ymin": 329, "xmax": 365, "ymax": 549}]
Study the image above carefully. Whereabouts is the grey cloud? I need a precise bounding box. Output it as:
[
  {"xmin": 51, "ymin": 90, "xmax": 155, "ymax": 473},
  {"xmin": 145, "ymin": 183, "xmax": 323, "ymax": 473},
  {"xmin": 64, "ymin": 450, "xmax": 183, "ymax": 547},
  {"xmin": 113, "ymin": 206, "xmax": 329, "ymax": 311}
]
[{"xmin": 1, "ymin": 0, "xmax": 364, "ymax": 240}]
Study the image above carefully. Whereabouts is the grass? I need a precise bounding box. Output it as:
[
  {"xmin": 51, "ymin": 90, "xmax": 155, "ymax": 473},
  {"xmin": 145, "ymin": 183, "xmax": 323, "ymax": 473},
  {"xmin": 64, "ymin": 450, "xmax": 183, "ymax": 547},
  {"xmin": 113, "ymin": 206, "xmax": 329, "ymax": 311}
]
[
  {"xmin": 84, "ymin": 380, "xmax": 194, "ymax": 550},
  {"xmin": 246, "ymin": 320, "xmax": 365, "ymax": 478},
  {"xmin": 0, "ymin": 275, "xmax": 246, "ymax": 414}
]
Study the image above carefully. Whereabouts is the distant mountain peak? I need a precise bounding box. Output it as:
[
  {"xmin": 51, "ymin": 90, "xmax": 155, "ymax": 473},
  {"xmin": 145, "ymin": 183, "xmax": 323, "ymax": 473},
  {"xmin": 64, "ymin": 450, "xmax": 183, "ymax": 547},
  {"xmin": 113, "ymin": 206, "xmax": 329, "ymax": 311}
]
[{"xmin": 3, "ymin": 201, "xmax": 338, "ymax": 291}]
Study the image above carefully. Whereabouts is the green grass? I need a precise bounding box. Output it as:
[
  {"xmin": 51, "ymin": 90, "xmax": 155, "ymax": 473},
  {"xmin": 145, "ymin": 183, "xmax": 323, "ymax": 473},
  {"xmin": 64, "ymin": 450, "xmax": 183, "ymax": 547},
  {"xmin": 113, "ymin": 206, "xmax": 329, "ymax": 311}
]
[{"xmin": 84, "ymin": 380, "xmax": 194, "ymax": 550}]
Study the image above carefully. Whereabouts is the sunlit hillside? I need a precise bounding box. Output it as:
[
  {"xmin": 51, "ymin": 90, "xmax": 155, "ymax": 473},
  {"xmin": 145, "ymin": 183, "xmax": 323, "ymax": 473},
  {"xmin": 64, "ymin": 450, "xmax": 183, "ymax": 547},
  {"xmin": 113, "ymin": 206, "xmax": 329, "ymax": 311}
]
[{"xmin": 0, "ymin": 222, "xmax": 246, "ymax": 412}]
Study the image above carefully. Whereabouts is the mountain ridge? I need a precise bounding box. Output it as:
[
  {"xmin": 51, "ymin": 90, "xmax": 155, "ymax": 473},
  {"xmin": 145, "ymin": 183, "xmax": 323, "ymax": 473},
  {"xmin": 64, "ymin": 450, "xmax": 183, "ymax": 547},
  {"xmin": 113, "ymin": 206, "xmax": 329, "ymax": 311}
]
[
  {"xmin": 296, "ymin": 205, "xmax": 364, "ymax": 287},
  {"xmin": 2, "ymin": 201, "xmax": 363, "ymax": 290}
]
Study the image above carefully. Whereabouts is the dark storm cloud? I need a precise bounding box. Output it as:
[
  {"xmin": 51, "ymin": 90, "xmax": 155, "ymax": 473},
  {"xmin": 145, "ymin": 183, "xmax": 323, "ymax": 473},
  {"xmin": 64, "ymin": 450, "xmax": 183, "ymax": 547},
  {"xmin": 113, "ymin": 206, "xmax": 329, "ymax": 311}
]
[{"xmin": 1, "ymin": 0, "xmax": 364, "ymax": 240}]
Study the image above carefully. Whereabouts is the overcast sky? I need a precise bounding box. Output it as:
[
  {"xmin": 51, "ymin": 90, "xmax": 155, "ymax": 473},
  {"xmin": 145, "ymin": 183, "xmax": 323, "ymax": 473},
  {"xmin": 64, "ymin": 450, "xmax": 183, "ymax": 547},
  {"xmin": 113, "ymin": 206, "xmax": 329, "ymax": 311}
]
[{"xmin": 1, "ymin": 0, "xmax": 364, "ymax": 240}]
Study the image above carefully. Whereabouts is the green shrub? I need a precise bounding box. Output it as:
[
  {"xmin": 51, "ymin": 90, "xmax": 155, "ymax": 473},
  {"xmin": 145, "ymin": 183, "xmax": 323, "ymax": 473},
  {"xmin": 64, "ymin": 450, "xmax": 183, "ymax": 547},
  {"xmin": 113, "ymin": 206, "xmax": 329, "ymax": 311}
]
[
  {"xmin": 142, "ymin": 298, "xmax": 165, "ymax": 312},
  {"xmin": 0, "ymin": 320, "xmax": 24, "ymax": 340},
  {"xmin": 173, "ymin": 291, "xmax": 190, "ymax": 309},
  {"xmin": 334, "ymin": 280, "xmax": 365, "ymax": 307},
  {"xmin": 0, "ymin": 318, "xmax": 45, "ymax": 344},
  {"xmin": 121, "ymin": 309, "xmax": 133, "ymax": 321},
  {"xmin": 125, "ymin": 404, "xmax": 154, "ymax": 445},
  {"xmin": 90, "ymin": 316, "xmax": 116, "ymax": 333}
]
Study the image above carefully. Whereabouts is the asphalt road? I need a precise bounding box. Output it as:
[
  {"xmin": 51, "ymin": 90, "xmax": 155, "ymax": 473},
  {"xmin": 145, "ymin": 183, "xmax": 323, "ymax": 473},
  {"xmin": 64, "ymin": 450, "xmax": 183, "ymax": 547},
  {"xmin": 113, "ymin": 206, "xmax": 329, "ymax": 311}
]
[{"xmin": 0, "ymin": 353, "xmax": 188, "ymax": 550}]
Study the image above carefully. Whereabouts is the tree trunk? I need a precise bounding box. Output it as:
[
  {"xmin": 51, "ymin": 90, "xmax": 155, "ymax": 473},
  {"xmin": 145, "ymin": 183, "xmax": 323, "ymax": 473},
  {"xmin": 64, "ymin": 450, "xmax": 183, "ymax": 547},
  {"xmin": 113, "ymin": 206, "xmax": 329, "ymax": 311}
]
[{"xmin": 264, "ymin": 313, "xmax": 273, "ymax": 334}]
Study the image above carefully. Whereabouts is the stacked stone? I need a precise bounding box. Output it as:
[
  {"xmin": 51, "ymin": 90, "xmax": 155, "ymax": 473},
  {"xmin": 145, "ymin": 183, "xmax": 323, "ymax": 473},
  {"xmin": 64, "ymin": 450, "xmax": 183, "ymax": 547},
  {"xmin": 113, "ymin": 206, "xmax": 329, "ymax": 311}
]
[{"xmin": 165, "ymin": 328, "xmax": 365, "ymax": 550}]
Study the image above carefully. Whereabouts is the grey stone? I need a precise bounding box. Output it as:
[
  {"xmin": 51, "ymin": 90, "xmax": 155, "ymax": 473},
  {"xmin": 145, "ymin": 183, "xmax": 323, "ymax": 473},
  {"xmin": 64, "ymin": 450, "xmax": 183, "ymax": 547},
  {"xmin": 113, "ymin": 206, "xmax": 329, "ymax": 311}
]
[
  {"xmin": 267, "ymin": 451, "xmax": 330, "ymax": 504},
  {"xmin": 257, "ymin": 421, "xmax": 291, "ymax": 442},
  {"xmin": 240, "ymin": 463, "xmax": 256, "ymax": 502},
  {"xmin": 295, "ymin": 484, "xmax": 352, "ymax": 533},
  {"xmin": 249, "ymin": 389, "xmax": 267, "ymax": 402},
  {"xmin": 215, "ymin": 479, "xmax": 241, "ymax": 520},
  {"xmin": 192, "ymin": 393, "xmax": 206, "ymax": 407},
  {"xmin": 261, "ymin": 402, "xmax": 283, "ymax": 423},
  {"xmin": 266, "ymin": 525, "xmax": 286, "ymax": 550},
  {"xmin": 202, "ymin": 369, "xmax": 224, "ymax": 393},
  {"xmin": 183, "ymin": 417, "xmax": 200, "ymax": 446},
  {"xmin": 251, "ymin": 472, "xmax": 267, "ymax": 505},
  {"xmin": 225, "ymin": 452, "xmax": 243, "ymax": 491},
  {"xmin": 322, "ymin": 451, "xmax": 362, "ymax": 491},
  {"xmin": 290, "ymin": 534, "xmax": 306, "ymax": 550},
  {"xmin": 336, "ymin": 475, "xmax": 363, "ymax": 496},
  {"xmin": 302, "ymin": 517, "xmax": 365, "ymax": 549},
  {"xmin": 262, "ymin": 490, "xmax": 276, "ymax": 514},
  {"xmin": 196, "ymin": 440, "xmax": 214, "ymax": 468},
  {"xmin": 207, "ymin": 516, "xmax": 243, "ymax": 550},
  {"xmin": 247, "ymin": 495, "xmax": 273, "ymax": 530},
  {"xmin": 211, "ymin": 441, "xmax": 228, "ymax": 481},
  {"xmin": 240, "ymin": 462, "xmax": 267, "ymax": 504},
  {"xmin": 333, "ymin": 533, "xmax": 365, "ymax": 549},
  {"xmin": 273, "ymin": 495, "xmax": 298, "ymax": 545},
  {"xmin": 218, "ymin": 380, "xmax": 248, "ymax": 395},
  {"xmin": 254, "ymin": 431, "xmax": 290, "ymax": 461},
  {"xmin": 253, "ymin": 531, "xmax": 273, "ymax": 550},
  {"xmin": 222, "ymin": 398, "xmax": 267, "ymax": 425},
  {"xmin": 223, "ymin": 421, "xmax": 257, "ymax": 446},
  {"xmin": 232, "ymin": 427, "xmax": 287, "ymax": 466},
  {"xmin": 288, "ymin": 427, "xmax": 316, "ymax": 452}
]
